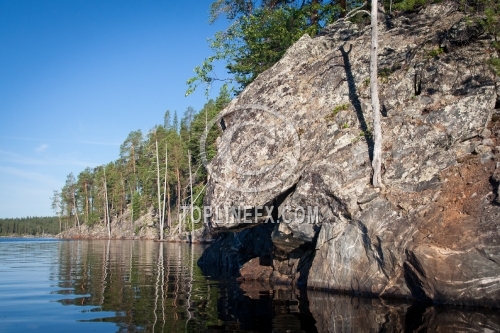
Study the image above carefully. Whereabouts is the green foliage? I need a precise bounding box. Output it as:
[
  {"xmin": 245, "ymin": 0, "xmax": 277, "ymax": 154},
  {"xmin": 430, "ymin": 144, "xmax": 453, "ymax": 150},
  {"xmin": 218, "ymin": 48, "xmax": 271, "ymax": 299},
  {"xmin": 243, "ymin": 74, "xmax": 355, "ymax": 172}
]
[
  {"xmin": 188, "ymin": 85, "xmax": 231, "ymax": 176},
  {"xmin": 350, "ymin": 123, "xmax": 373, "ymax": 143},
  {"xmin": 131, "ymin": 192, "xmax": 141, "ymax": 222},
  {"xmin": 480, "ymin": 0, "xmax": 500, "ymax": 39},
  {"xmin": 334, "ymin": 103, "xmax": 350, "ymax": 113},
  {"xmin": 391, "ymin": 0, "xmax": 432, "ymax": 11},
  {"xmin": 188, "ymin": 0, "xmax": 500, "ymax": 97},
  {"xmin": 187, "ymin": 0, "xmax": 342, "ymax": 95},
  {"xmin": 487, "ymin": 57, "xmax": 500, "ymax": 75},
  {"xmin": 0, "ymin": 216, "xmax": 61, "ymax": 236},
  {"xmin": 426, "ymin": 47, "xmax": 445, "ymax": 58},
  {"xmin": 378, "ymin": 67, "xmax": 393, "ymax": 83},
  {"xmin": 54, "ymin": 87, "xmax": 230, "ymax": 238},
  {"xmin": 360, "ymin": 128, "xmax": 373, "ymax": 139},
  {"xmin": 325, "ymin": 103, "xmax": 349, "ymax": 121},
  {"xmin": 467, "ymin": 0, "xmax": 500, "ymax": 75}
]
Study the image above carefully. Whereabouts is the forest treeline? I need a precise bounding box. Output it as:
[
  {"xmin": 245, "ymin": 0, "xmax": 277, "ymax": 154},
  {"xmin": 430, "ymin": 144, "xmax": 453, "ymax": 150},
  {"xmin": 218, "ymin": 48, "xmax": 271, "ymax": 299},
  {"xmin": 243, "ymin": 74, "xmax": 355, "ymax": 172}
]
[
  {"xmin": 0, "ymin": 216, "xmax": 60, "ymax": 236},
  {"xmin": 51, "ymin": 88, "xmax": 230, "ymax": 237}
]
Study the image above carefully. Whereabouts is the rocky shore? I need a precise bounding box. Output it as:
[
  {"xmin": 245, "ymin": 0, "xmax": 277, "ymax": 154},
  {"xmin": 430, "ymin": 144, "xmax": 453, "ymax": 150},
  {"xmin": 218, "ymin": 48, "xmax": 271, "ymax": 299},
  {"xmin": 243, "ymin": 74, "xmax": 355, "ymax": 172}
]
[
  {"xmin": 199, "ymin": 3, "xmax": 500, "ymax": 307},
  {"xmin": 56, "ymin": 207, "xmax": 212, "ymax": 243}
]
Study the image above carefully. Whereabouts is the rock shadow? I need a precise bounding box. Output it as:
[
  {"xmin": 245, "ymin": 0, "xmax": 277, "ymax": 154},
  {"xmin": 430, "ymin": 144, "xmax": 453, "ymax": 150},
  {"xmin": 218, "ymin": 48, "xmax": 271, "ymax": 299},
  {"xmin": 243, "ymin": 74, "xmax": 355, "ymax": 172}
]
[{"xmin": 339, "ymin": 44, "xmax": 374, "ymax": 162}]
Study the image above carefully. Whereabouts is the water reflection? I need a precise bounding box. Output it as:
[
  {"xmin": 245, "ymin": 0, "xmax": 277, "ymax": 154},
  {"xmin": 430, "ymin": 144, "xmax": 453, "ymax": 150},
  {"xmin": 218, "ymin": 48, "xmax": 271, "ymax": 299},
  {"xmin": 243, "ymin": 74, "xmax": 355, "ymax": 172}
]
[
  {"xmin": 1, "ymin": 239, "xmax": 499, "ymax": 332},
  {"xmin": 56, "ymin": 240, "xmax": 220, "ymax": 332},
  {"xmin": 308, "ymin": 292, "xmax": 500, "ymax": 332}
]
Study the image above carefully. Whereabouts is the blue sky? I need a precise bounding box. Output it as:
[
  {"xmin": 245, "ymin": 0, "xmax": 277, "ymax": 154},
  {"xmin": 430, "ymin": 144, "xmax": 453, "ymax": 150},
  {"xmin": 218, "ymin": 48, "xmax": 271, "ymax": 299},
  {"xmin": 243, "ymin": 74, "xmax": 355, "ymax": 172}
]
[{"xmin": 0, "ymin": 0, "xmax": 227, "ymax": 218}]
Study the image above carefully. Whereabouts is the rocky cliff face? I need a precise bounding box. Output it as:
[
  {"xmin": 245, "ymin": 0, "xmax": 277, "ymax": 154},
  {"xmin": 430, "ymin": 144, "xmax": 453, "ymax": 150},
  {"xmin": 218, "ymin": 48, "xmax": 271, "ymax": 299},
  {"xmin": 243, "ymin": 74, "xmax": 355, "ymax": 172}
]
[{"xmin": 198, "ymin": 3, "xmax": 500, "ymax": 307}]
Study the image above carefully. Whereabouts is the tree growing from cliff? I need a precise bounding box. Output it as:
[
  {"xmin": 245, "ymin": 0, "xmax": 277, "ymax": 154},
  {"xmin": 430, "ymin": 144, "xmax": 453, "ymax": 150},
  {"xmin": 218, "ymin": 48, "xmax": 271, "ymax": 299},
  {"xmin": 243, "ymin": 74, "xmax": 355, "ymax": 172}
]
[
  {"xmin": 186, "ymin": 0, "xmax": 346, "ymax": 95},
  {"xmin": 370, "ymin": 0, "xmax": 383, "ymax": 189},
  {"xmin": 343, "ymin": 0, "xmax": 383, "ymax": 188}
]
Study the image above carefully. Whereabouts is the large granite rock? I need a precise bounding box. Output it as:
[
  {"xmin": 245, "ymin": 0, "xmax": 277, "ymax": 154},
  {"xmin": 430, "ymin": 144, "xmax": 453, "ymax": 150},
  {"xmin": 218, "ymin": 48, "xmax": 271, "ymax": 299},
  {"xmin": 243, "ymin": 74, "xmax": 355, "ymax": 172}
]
[{"xmin": 200, "ymin": 4, "xmax": 500, "ymax": 306}]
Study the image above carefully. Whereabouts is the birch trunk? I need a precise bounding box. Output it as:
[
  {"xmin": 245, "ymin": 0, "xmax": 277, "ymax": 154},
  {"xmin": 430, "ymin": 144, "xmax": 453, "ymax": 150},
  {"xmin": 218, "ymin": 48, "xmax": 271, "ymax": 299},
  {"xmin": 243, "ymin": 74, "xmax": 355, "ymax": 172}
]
[
  {"xmin": 176, "ymin": 166, "xmax": 181, "ymax": 234},
  {"xmin": 72, "ymin": 190, "xmax": 80, "ymax": 227},
  {"xmin": 104, "ymin": 168, "xmax": 111, "ymax": 239},
  {"xmin": 188, "ymin": 150, "xmax": 194, "ymax": 240},
  {"xmin": 162, "ymin": 144, "xmax": 168, "ymax": 231},
  {"xmin": 370, "ymin": 0, "xmax": 383, "ymax": 189},
  {"xmin": 155, "ymin": 139, "xmax": 163, "ymax": 240},
  {"xmin": 162, "ymin": 141, "xmax": 170, "ymax": 231},
  {"xmin": 167, "ymin": 190, "xmax": 171, "ymax": 229},
  {"xmin": 84, "ymin": 182, "xmax": 89, "ymax": 224},
  {"xmin": 120, "ymin": 173, "xmax": 125, "ymax": 214},
  {"xmin": 57, "ymin": 213, "xmax": 62, "ymax": 233}
]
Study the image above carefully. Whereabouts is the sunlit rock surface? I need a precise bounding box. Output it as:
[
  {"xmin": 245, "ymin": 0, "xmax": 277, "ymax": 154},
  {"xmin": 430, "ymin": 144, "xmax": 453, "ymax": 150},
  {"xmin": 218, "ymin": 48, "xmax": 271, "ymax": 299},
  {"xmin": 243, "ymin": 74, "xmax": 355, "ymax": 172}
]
[{"xmin": 199, "ymin": 3, "xmax": 500, "ymax": 306}]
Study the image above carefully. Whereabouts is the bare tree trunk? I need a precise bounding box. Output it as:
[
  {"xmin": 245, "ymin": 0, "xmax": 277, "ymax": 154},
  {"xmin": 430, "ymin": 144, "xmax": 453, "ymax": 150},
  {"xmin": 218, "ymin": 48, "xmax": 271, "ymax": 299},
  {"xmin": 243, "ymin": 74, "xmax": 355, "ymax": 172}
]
[
  {"xmin": 104, "ymin": 168, "xmax": 111, "ymax": 239},
  {"xmin": 120, "ymin": 173, "xmax": 125, "ymax": 214},
  {"xmin": 90, "ymin": 187, "xmax": 93, "ymax": 217},
  {"xmin": 176, "ymin": 166, "xmax": 181, "ymax": 234},
  {"xmin": 155, "ymin": 139, "xmax": 163, "ymax": 240},
  {"xmin": 370, "ymin": 0, "xmax": 384, "ymax": 189},
  {"xmin": 131, "ymin": 143, "xmax": 137, "ymax": 192},
  {"xmin": 84, "ymin": 182, "xmax": 89, "ymax": 224},
  {"xmin": 72, "ymin": 190, "xmax": 80, "ymax": 227},
  {"xmin": 167, "ymin": 189, "xmax": 171, "ymax": 230},
  {"xmin": 188, "ymin": 150, "xmax": 194, "ymax": 241},
  {"xmin": 162, "ymin": 144, "xmax": 169, "ymax": 231},
  {"xmin": 130, "ymin": 187, "xmax": 134, "ymax": 226}
]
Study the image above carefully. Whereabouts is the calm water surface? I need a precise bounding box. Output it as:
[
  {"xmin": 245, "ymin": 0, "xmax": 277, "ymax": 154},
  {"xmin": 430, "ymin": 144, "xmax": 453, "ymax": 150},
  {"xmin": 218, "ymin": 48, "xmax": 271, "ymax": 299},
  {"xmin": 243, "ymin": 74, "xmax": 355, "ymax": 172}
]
[{"xmin": 0, "ymin": 238, "xmax": 499, "ymax": 332}]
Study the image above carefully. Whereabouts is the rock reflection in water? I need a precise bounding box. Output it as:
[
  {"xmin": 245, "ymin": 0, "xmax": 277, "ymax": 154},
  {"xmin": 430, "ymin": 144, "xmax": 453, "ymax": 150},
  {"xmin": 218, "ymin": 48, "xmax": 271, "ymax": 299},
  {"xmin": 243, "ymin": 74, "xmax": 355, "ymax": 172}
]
[
  {"xmin": 210, "ymin": 281, "xmax": 317, "ymax": 332},
  {"xmin": 233, "ymin": 285, "xmax": 500, "ymax": 333},
  {"xmin": 54, "ymin": 240, "xmax": 500, "ymax": 332}
]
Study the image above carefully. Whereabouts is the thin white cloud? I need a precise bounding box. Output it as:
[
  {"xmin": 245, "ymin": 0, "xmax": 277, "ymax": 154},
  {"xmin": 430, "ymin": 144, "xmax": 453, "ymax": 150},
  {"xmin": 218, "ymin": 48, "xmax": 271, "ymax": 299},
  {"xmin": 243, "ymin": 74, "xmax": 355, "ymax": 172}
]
[
  {"xmin": 36, "ymin": 143, "xmax": 49, "ymax": 152},
  {"xmin": 0, "ymin": 149, "xmax": 98, "ymax": 167},
  {"xmin": 0, "ymin": 166, "xmax": 62, "ymax": 188},
  {"xmin": 0, "ymin": 136, "xmax": 120, "ymax": 146}
]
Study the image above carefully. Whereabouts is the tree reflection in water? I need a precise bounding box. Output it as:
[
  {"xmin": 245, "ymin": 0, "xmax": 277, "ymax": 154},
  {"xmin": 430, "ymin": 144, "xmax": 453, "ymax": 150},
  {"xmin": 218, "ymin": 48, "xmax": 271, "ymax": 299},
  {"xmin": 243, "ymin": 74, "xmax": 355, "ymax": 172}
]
[
  {"xmin": 55, "ymin": 240, "xmax": 500, "ymax": 333},
  {"xmin": 56, "ymin": 241, "xmax": 220, "ymax": 332}
]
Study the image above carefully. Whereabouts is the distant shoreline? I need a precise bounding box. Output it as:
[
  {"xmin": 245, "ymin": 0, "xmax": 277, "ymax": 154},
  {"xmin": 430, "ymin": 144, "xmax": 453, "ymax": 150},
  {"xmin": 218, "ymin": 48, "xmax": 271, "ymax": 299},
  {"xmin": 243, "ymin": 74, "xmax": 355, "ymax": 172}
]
[{"xmin": 0, "ymin": 234, "xmax": 57, "ymax": 238}]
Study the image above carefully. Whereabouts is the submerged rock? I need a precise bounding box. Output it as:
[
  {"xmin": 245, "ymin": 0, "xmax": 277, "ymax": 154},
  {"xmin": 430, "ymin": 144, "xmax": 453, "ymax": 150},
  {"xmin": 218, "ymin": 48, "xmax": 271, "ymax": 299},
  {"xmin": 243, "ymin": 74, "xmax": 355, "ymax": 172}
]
[{"xmin": 199, "ymin": 4, "xmax": 500, "ymax": 307}]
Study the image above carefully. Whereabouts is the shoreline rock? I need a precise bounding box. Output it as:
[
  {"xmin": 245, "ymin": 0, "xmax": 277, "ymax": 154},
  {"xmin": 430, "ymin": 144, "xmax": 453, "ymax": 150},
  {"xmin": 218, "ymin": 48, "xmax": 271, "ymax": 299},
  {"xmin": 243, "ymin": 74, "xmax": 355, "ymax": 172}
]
[
  {"xmin": 56, "ymin": 207, "xmax": 214, "ymax": 243},
  {"xmin": 199, "ymin": 3, "xmax": 500, "ymax": 307}
]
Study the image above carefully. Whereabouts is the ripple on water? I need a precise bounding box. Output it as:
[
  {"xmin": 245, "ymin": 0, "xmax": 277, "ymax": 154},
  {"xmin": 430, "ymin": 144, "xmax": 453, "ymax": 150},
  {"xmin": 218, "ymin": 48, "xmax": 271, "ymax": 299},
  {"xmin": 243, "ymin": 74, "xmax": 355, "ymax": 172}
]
[{"xmin": 1, "ymin": 239, "xmax": 499, "ymax": 332}]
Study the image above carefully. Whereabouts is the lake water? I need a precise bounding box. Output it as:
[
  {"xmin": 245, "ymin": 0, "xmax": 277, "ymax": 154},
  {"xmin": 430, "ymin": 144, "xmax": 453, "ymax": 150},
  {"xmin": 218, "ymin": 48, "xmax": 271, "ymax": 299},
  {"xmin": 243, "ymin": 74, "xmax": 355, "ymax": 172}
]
[{"xmin": 0, "ymin": 239, "xmax": 499, "ymax": 332}]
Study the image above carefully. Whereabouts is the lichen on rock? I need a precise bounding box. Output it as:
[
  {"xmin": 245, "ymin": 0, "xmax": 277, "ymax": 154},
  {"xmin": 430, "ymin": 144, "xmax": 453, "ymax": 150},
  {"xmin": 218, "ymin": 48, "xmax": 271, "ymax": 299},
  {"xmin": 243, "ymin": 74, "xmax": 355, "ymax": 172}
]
[{"xmin": 198, "ymin": 3, "xmax": 500, "ymax": 307}]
